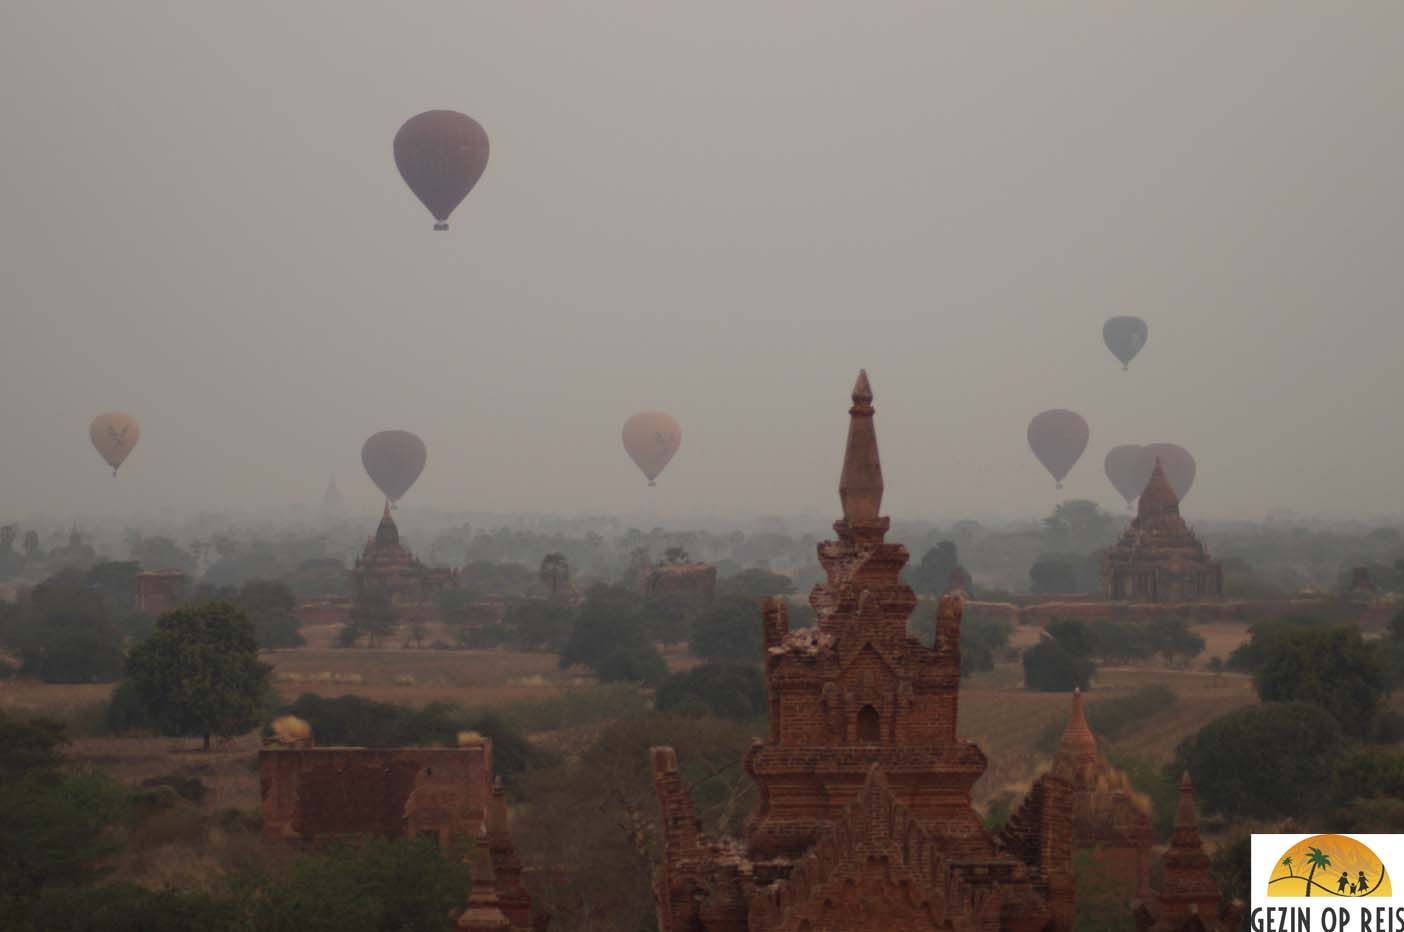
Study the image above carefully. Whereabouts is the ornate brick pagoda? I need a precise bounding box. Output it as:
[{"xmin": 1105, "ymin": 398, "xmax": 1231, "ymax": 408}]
[
  {"xmin": 1136, "ymin": 774, "xmax": 1223, "ymax": 932},
  {"xmin": 1052, "ymin": 690, "xmax": 1154, "ymax": 902},
  {"xmin": 352, "ymin": 504, "xmax": 458, "ymax": 605},
  {"xmin": 651, "ymin": 372, "xmax": 1076, "ymax": 932},
  {"xmin": 1100, "ymin": 461, "xmax": 1222, "ymax": 603}
]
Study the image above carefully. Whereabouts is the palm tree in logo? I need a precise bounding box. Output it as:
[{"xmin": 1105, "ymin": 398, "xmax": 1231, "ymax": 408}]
[
  {"xmin": 1281, "ymin": 857, "xmax": 1294, "ymax": 878},
  {"xmin": 1304, "ymin": 847, "xmax": 1331, "ymax": 897}
]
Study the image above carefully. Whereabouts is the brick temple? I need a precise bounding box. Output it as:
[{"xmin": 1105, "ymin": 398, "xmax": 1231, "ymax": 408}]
[
  {"xmin": 1100, "ymin": 460, "xmax": 1223, "ymax": 603},
  {"xmin": 650, "ymin": 372, "xmax": 1226, "ymax": 932},
  {"xmin": 353, "ymin": 504, "xmax": 459, "ymax": 607}
]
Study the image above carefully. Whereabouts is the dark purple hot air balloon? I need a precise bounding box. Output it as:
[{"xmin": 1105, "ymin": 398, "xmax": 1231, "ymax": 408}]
[
  {"xmin": 1104, "ymin": 444, "xmax": 1155, "ymax": 508},
  {"xmin": 394, "ymin": 111, "xmax": 490, "ymax": 231},
  {"xmin": 361, "ymin": 430, "xmax": 427, "ymax": 505},
  {"xmin": 1143, "ymin": 443, "xmax": 1196, "ymax": 501},
  {"xmin": 1027, "ymin": 410, "xmax": 1090, "ymax": 490}
]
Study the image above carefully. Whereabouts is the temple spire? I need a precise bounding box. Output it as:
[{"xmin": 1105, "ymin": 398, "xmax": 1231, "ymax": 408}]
[
  {"xmin": 1137, "ymin": 458, "xmax": 1180, "ymax": 520},
  {"xmin": 1055, "ymin": 688, "xmax": 1098, "ymax": 775},
  {"xmin": 838, "ymin": 369, "xmax": 883, "ymax": 524}
]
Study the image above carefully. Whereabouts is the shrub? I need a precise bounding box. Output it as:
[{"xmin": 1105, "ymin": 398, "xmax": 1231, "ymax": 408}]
[
  {"xmin": 1023, "ymin": 638, "xmax": 1095, "ymax": 692},
  {"xmin": 656, "ymin": 664, "xmax": 765, "ymax": 721},
  {"xmin": 595, "ymin": 644, "xmax": 668, "ymax": 687}
]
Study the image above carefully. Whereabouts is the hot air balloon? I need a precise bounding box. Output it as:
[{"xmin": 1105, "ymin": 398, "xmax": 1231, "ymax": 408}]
[
  {"xmin": 361, "ymin": 431, "xmax": 427, "ymax": 505},
  {"xmin": 622, "ymin": 412, "xmax": 681, "ymax": 487},
  {"xmin": 90, "ymin": 412, "xmax": 140, "ymax": 476},
  {"xmin": 1104, "ymin": 444, "xmax": 1154, "ymax": 508},
  {"xmin": 1103, "ymin": 316, "xmax": 1149, "ymax": 370},
  {"xmin": 1027, "ymin": 410, "xmax": 1089, "ymax": 489},
  {"xmin": 1143, "ymin": 443, "xmax": 1196, "ymax": 501},
  {"xmin": 394, "ymin": 110, "xmax": 490, "ymax": 231}
]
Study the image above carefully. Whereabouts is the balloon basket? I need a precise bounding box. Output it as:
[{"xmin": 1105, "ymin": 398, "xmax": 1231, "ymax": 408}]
[
  {"xmin": 648, "ymin": 480, "xmax": 656, "ymax": 487},
  {"xmin": 1055, "ymin": 482, "xmax": 1063, "ymax": 490},
  {"xmin": 433, "ymin": 222, "xmax": 449, "ymax": 231}
]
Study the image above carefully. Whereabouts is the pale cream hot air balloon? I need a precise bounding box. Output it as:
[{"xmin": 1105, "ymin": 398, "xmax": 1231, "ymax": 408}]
[
  {"xmin": 89, "ymin": 412, "xmax": 140, "ymax": 476},
  {"xmin": 622, "ymin": 412, "xmax": 681, "ymax": 486}
]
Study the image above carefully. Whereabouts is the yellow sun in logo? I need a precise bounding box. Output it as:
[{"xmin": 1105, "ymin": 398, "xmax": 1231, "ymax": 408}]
[{"xmin": 1268, "ymin": 835, "xmax": 1390, "ymax": 898}]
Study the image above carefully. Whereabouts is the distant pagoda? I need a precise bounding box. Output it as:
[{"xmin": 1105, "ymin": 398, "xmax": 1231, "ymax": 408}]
[{"xmin": 1100, "ymin": 460, "xmax": 1222, "ymax": 603}]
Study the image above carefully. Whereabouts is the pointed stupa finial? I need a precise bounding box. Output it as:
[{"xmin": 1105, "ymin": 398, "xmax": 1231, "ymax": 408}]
[
  {"xmin": 1175, "ymin": 770, "xmax": 1199, "ymax": 826},
  {"xmin": 1055, "ymin": 687, "xmax": 1099, "ymax": 774},
  {"xmin": 838, "ymin": 370, "xmax": 883, "ymax": 524},
  {"xmin": 1137, "ymin": 457, "xmax": 1180, "ymax": 520}
]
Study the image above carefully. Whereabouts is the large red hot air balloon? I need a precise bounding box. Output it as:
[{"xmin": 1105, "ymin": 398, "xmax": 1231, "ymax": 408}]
[
  {"xmin": 393, "ymin": 111, "xmax": 490, "ymax": 231},
  {"xmin": 1143, "ymin": 443, "xmax": 1196, "ymax": 501},
  {"xmin": 622, "ymin": 412, "xmax": 681, "ymax": 486},
  {"xmin": 1027, "ymin": 410, "xmax": 1089, "ymax": 489},
  {"xmin": 1104, "ymin": 444, "xmax": 1154, "ymax": 508},
  {"xmin": 361, "ymin": 431, "xmax": 427, "ymax": 505}
]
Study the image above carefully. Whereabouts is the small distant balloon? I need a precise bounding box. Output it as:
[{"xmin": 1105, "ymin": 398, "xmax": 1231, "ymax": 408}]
[
  {"xmin": 1103, "ymin": 316, "xmax": 1149, "ymax": 370},
  {"xmin": 622, "ymin": 412, "xmax": 681, "ymax": 486},
  {"xmin": 90, "ymin": 412, "xmax": 140, "ymax": 476},
  {"xmin": 361, "ymin": 430, "xmax": 427, "ymax": 505},
  {"xmin": 1027, "ymin": 410, "xmax": 1089, "ymax": 490},
  {"xmin": 1104, "ymin": 444, "xmax": 1155, "ymax": 507},
  {"xmin": 1143, "ymin": 443, "xmax": 1196, "ymax": 501},
  {"xmin": 393, "ymin": 110, "xmax": 490, "ymax": 231}
]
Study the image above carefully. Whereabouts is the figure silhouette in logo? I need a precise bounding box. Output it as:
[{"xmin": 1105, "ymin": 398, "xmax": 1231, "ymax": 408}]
[
  {"xmin": 1358, "ymin": 872, "xmax": 1370, "ymax": 895},
  {"xmin": 1338, "ymin": 872, "xmax": 1350, "ymax": 894}
]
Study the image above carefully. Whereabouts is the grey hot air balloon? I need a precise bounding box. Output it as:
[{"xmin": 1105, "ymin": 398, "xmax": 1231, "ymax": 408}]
[
  {"xmin": 1027, "ymin": 410, "xmax": 1090, "ymax": 490},
  {"xmin": 1103, "ymin": 316, "xmax": 1149, "ymax": 370}
]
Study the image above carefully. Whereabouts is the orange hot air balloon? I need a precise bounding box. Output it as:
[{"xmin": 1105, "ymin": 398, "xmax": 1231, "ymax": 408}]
[
  {"xmin": 361, "ymin": 431, "xmax": 427, "ymax": 505},
  {"xmin": 622, "ymin": 412, "xmax": 681, "ymax": 486},
  {"xmin": 1143, "ymin": 443, "xmax": 1196, "ymax": 501},
  {"xmin": 394, "ymin": 110, "xmax": 490, "ymax": 231},
  {"xmin": 89, "ymin": 412, "xmax": 140, "ymax": 476},
  {"xmin": 1027, "ymin": 410, "xmax": 1089, "ymax": 489}
]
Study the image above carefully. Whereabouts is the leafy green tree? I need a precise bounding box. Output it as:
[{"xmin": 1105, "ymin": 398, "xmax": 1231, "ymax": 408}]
[
  {"xmin": 716, "ymin": 568, "xmax": 795, "ymax": 600},
  {"xmin": 959, "ymin": 613, "xmax": 1012, "ymax": 677},
  {"xmin": 689, "ymin": 594, "xmax": 763, "ymax": 663},
  {"xmin": 1302, "ymin": 846, "xmax": 1331, "ymax": 897},
  {"xmin": 125, "ymin": 602, "xmax": 272, "ymax": 750},
  {"xmin": 1029, "ymin": 555, "xmax": 1082, "ymax": 594},
  {"xmin": 1046, "ymin": 619, "xmax": 1094, "ymax": 658},
  {"xmin": 595, "ymin": 644, "xmax": 669, "ymax": 687},
  {"xmin": 559, "ymin": 585, "xmax": 648, "ymax": 671},
  {"xmin": 232, "ymin": 579, "xmax": 304, "ymax": 649},
  {"xmin": 1254, "ymin": 625, "xmax": 1390, "ymax": 736},
  {"xmin": 1171, "ymin": 701, "xmax": 1342, "ymax": 820},
  {"xmin": 18, "ymin": 884, "xmax": 240, "ymax": 932},
  {"xmin": 1225, "ymin": 616, "xmax": 1325, "ymax": 672},
  {"xmin": 656, "ymin": 663, "xmax": 765, "ymax": 720},
  {"xmin": 345, "ymin": 590, "xmax": 398, "ymax": 648},
  {"xmin": 539, "ymin": 553, "xmax": 570, "ymax": 597},
  {"xmin": 1330, "ymin": 746, "xmax": 1404, "ymax": 809},
  {"xmin": 0, "ymin": 712, "xmax": 127, "ymax": 919},
  {"xmin": 1147, "ymin": 616, "xmax": 1206, "ymax": 666},
  {"xmin": 908, "ymin": 541, "xmax": 959, "ymax": 596},
  {"xmin": 1022, "ymin": 637, "xmax": 1094, "ymax": 692},
  {"xmin": 1042, "ymin": 500, "xmax": 1121, "ymax": 553},
  {"xmin": 638, "ymin": 592, "xmax": 706, "ymax": 646},
  {"xmin": 1, "ymin": 584, "xmax": 125, "ymax": 683},
  {"xmin": 506, "ymin": 599, "xmax": 575, "ymax": 652},
  {"xmin": 459, "ymin": 560, "xmax": 536, "ymax": 597},
  {"xmin": 128, "ymin": 535, "xmax": 196, "ymax": 574}
]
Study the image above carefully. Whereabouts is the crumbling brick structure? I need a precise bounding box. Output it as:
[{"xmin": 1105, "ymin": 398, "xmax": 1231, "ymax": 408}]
[
  {"xmin": 651, "ymin": 372, "xmax": 1076, "ymax": 932},
  {"xmin": 259, "ymin": 734, "xmax": 537, "ymax": 931},
  {"xmin": 1052, "ymin": 690, "xmax": 1154, "ymax": 902},
  {"xmin": 1100, "ymin": 462, "xmax": 1223, "ymax": 603},
  {"xmin": 134, "ymin": 570, "xmax": 187, "ymax": 616}
]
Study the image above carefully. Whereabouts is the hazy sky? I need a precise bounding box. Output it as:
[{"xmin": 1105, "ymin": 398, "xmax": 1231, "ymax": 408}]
[{"xmin": 3, "ymin": 2, "xmax": 1401, "ymax": 525}]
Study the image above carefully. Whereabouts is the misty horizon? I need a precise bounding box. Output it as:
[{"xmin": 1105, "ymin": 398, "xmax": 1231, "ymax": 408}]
[{"xmin": 4, "ymin": 3, "xmax": 1401, "ymax": 524}]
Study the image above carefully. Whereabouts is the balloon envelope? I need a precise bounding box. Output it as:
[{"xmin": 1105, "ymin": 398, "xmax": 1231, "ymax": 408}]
[
  {"xmin": 1143, "ymin": 443, "xmax": 1196, "ymax": 501},
  {"xmin": 1103, "ymin": 316, "xmax": 1149, "ymax": 370},
  {"xmin": 1104, "ymin": 444, "xmax": 1155, "ymax": 506},
  {"xmin": 393, "ymin": 110, "xmax": 490, "ymax": 230},
  {"xmin": 361, "ymin": 431, "xmax": 427, "ymax": 503},
  {"xmin": 1027, "ymin": 410, "xmax": 1089, "ymax": 489},
  {"xmin": 90, "ymin": 412, "xmax": 140, "ymax": 475},
  {"xmin": 622, "ymin": 412, "xmax": 681, "ymax": 486}
]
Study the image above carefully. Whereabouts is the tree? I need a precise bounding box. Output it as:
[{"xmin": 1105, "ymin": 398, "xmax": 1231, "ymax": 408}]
[
  {"xmin": 1281, "ymin": 857, "xmax": 1294, "ymax": 878},
  {"xmin": 1302, "ymin": 846, "xmax": 1331, "ymax": 897},
  {"xmin": 1022, "ymin": 637, "xmax": 1095, "ymax": 692},
  {"xmin": 690, "ymin": 595, "xmax": 763, "ymax": 663},
  {"xmin": 656, "ymin": 663, "xmax": 766, "ymax": 720},
  {"xmin": 595, "ymin": 644, "xmax": 669, "ymax": 687},
  {"xmin": 539, "ymin": 553, "xmax": 570, "ymax": 598},
  {"xmin": 21, "ymin": 529, "xmax": 41, "ymax": 564},
  {"xmin": 1046, "ymin": 619, "xmax": 1094, "ymax": 659},
  {"xmin": 1147, "ymin": 616, "xmax": 1206, "ymax": 667},
  {"xmin": 124, "ymin": 602, "xmax": 272, "ymax": 750},
  {"xmin": 559, "ymin": 585, "xmax": 648, "ymax": 671},
  {"xmin": 1029, "ymin": 555, "xmax": 1083, "ymax": 594},
  {"xmin": 128, "ymin": 535, "xmax": 196, "ymax": 574},
  {"xmin": 1042, "ymin": 499, "xmax": 1121, "ymax": 553},
  {"xmin": 2, "ymin": 584, "xmax": 125, "ymax": 683},
  {"xmin": 908, "ymin": 541, "xmax": 959, "ymax": 596},
  {"xmin": 1171, "ymin": 702, "xmax": 1342, "ymax": 820},
  {"xmin": 1254, "ymin": 625, "xmax": 1390, "ymax": 736},
  {"xmin": 506, "ymin": 599, "xmax": 574, "ymax": 652},
  {"xmin": 716, "ymin": 568, "xmax": 795, "ymax": 600},
  {"xmin": 345, "ymin": 590, "xmax": 398, "ymax": 648},
  {"xmin": 232, "ymin": 580, "xmax": 304, "ymax": 649}
]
